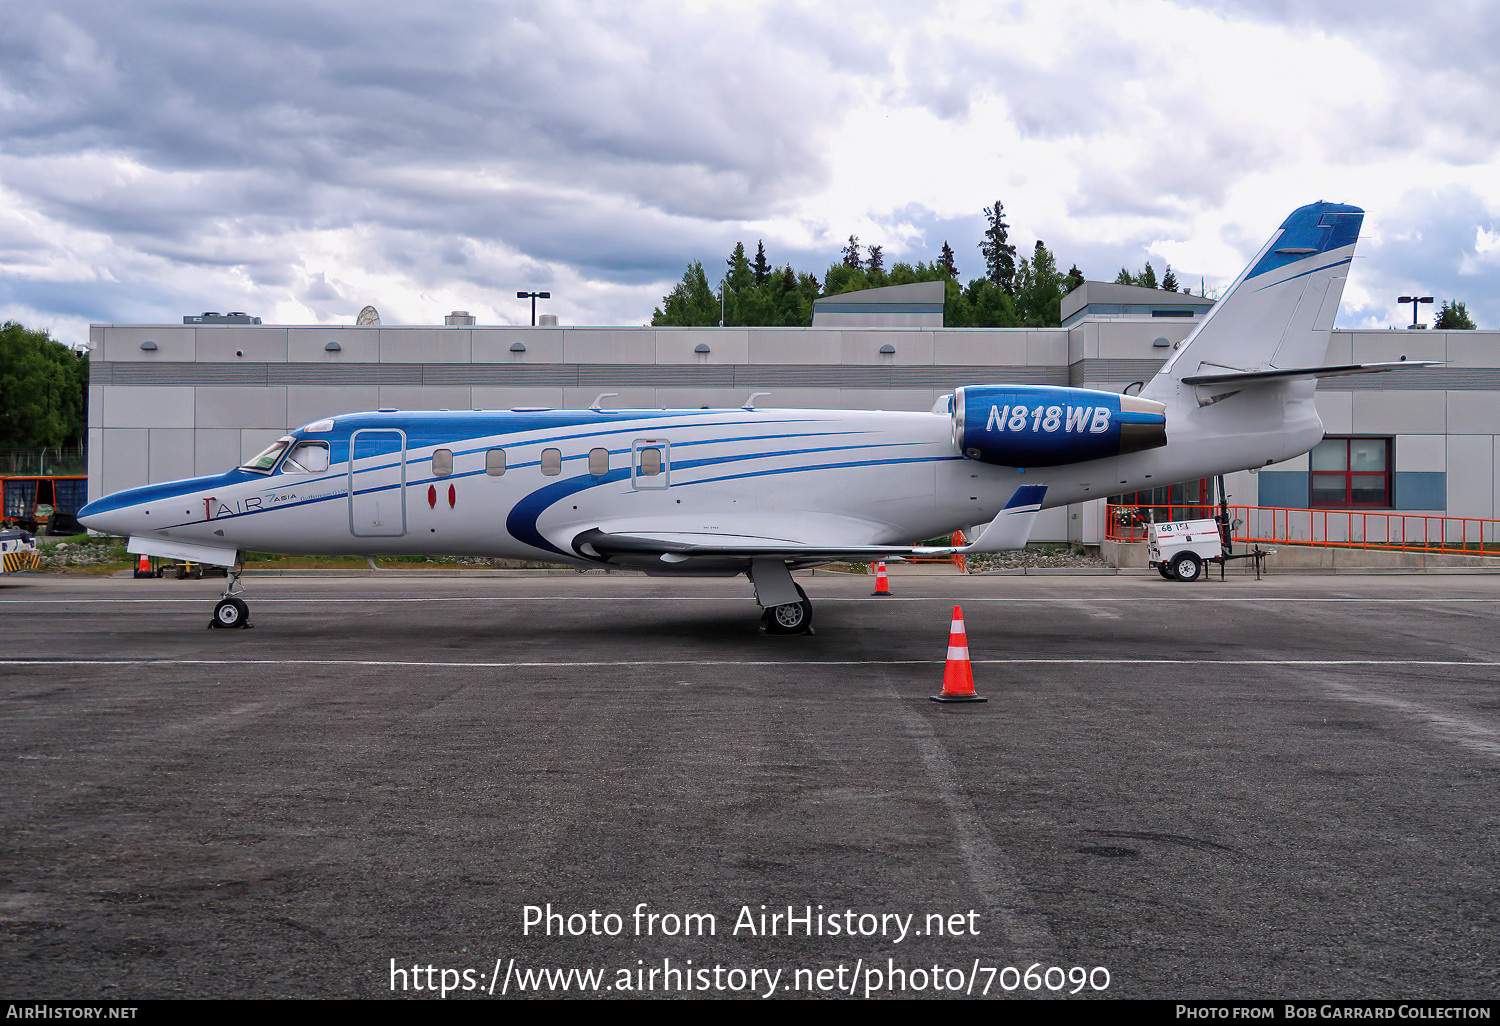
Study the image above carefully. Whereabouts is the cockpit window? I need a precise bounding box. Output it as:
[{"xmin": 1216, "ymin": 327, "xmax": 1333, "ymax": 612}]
[
  {"xmin": 281, "ymin": 441, "xmax": 331, "ymax": 474},
  {"xmin": 239, "ymin": 438, "xmax": 292, "ymax": 473}
]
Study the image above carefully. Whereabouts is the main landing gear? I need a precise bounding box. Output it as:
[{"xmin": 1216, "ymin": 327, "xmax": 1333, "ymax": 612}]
[
  {"xmin": 749, "ymin": 558, "xmax": 815, "ymax": 636},
  {"xmin": 209, "ymin": 560, "xmax": 252, "ymax": 629}
]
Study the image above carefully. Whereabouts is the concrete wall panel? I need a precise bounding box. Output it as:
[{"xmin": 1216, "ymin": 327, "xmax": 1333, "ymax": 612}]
[
  {"xmin": 1446, "ymin": 435, "xmax": 1494, "ymax": 518},
  {"xmin": 102, "ymin": 386, "xmax": 195, "ymax": 429},
  {"xmin": 287, "ymin": 386, "xmax": 382, "ymax": 426},
  {"xmin": 1351, "ymin": 391, "xmax": 1446, "ymax": 434},
  {"xmin": 104, "ymin": 327, "xmax": 195, "ymax": 362},
  {"xmin": 562, "ymin": 329, "xmax": 656, "ymax": 364},
  {"xmin": 656, "ymin": 329, "xmax": 750, "ymax": 364},
  {"xmin": 746, "ymin": 330, "xmax": 841, "ymax": 364},
  {"xmin": 376, "ymin": 386, "xmax": 472, "ymax": 411},
  {"xmin": 193, "ymin": 429, "xmax": 242, "ymax": 477},
  {"xmin": 196, "ymin": 326, "xmax": 288, "ymax": 363},
  {"xmin": 472, "ymin": 328, "xmax": 565, "ymax": 363},
  {"xmin": 379, "ymin": 327, "xmax": 472, "ymax": 363},
  {"xmin": 289, "ymin": 327, "xmax": 379, "ymax": 362},
  {"xmin": 471, "ymin": 387, "xmax": 567, "ymax": 410},
  {"xmin": 838, "ymin": 331, "xmax": 935, "ymax": 365},
  {"xmin": 147, "ymin": 428, "xmax": 196, "ymax": 485},
  {"xmin": 195, "ymin": 386, "xmax": 287, "ymax": 430},
  {"xmin": 933, "ymin": 330, "xmax": 1027, "ymax": 365},
  {"xmin": 101, "ymin": 429, "xmax": 148, "ymax": 497}
]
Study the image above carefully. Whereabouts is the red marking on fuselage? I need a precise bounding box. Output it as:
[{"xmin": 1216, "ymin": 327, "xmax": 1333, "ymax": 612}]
[
  {"xmin": 427, "ymin": 485, "xmax": 437, "ymax": 509},
  {"xmin": 448, "ymin": 484, "xmax": 456, "ymax": 509}
]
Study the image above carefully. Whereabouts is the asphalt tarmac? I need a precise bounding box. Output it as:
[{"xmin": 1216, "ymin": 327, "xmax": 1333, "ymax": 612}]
[{"xmin": 1, "ymin": 571, "xmax": 1497, "ymax": 1000}]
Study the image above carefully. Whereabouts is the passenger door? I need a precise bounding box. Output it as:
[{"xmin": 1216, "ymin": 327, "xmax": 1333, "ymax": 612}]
[{"xmin": 349, "ymin": 429, "xmax": 407, "ymax": 536}]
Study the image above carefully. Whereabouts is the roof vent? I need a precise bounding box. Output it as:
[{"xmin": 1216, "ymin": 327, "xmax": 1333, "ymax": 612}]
[
  {"xmin": 445, "ymin": 310, "xmax": 476, "ymax": 326},
  {"xmin": 694, "ymin": 343, "xmax": 711, "ymax": 354},
  {"xmin": 878, "ymin": 344, "xmax": 896, "ymax": 355},
  {"xmin": 325, "ymin": 341, "xmax": 342, "ymax": 352},
  {"xmin": 510, "ymin": 342, "xmax": 526, "ymax": 353},
  {"xmin": 139, "ymin": 340, "xmax": 158, "ymax": 351}
]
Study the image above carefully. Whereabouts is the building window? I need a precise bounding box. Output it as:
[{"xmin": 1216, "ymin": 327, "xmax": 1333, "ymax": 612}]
[
  {"xmin": 540, "ymin": 448, "xmax": 562, "ymax": 476},
  {"xmin": 485, "ymin": 448, "xmax": 506, "ymax": 476},
  {"xmin": 431, "ymin": 448, "xmax": 453, "ymax": 477},
  {"xmin": 1310, "ymin": 437, "xmax": 1391, "ymax": 508}
]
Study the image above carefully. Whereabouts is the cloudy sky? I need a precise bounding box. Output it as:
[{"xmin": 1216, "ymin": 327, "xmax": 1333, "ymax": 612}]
[{"xmin": 1, "ymin": 0, "xmax": 1496, "ymax": 344}]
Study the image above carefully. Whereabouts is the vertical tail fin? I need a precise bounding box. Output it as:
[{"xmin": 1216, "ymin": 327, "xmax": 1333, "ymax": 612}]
[{"xmin": 1144, "ymin": 202, "xmax": 1363, "ymax": 400}]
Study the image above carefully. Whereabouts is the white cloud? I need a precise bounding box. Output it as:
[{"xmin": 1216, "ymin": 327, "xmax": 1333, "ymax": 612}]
[{"xmin": 0, "ymin": 0, "xmax": 1496, "ymax": 337}]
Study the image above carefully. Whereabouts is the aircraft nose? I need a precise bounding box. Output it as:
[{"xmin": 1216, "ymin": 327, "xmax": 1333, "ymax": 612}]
[{"xmin": 78, "ymin": 498, "xmax": 124, "ymax": 535}]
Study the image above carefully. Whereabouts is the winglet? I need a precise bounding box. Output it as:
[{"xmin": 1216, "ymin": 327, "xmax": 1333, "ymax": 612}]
[{"xmin": 961, "ymin": 485, "xmax": 1047, "ymax": 552}]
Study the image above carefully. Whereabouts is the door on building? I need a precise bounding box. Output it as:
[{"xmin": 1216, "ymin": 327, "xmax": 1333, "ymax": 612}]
[{"xmin": 349, "ymin": 429, "xmax": 407, "ymax": 537}]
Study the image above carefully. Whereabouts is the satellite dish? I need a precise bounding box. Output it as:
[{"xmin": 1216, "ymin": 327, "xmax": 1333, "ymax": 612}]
[{"xmin": 356, "ymin": 305, "xmax": 381, "ymax": 326}]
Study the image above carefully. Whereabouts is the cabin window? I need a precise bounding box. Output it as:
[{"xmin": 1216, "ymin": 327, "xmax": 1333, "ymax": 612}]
[
  {"xmin": 431, "ymin": 448, "xmax": 453, "ymax": 477},
  {"xmin": 485, "ymin": 448, "xmax": 506, "ymax": 476},
  {"xmin": 639, "ymin": 447, "xmax": 662, "ymax": 476},
  {"xmin": 239, "ymin": 438, "xmax": 291, "ymax": 473},
  {"xmin": 281, "ymin": 441, "xmax": 330, "ymax": 474},
  {"xmin": 540, "ymin": 448, "xmax": 562, "ymax": 476},
  {"xmin": 589, "ymin": 447, "xmax": 609, "ymax": 476}
]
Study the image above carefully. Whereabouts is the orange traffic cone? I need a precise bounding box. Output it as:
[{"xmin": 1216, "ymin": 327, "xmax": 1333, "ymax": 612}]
[
  {"xmin": 133, "ymin": 553, "xmax": 155, "ymax": 579},
  {"xmin": 871, "ymin": 561, "xmax": 891, "ymax": 596},
  {"xmin": 931, "ymin": 605, "xmax": 986, "ymax": 703}
]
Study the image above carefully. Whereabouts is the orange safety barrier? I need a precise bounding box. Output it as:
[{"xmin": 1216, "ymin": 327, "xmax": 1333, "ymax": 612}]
[{"xmin": 1106, "ymin": 503, "xmax": 1500, "ymax": 556}]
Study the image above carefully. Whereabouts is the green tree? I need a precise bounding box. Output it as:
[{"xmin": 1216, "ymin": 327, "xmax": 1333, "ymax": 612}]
[
  {"xmin": 1139, "ymin": 262, "xmax": 1157, "ymax": 289},
  {"xmin": 651, "ymin": 261, "xmax": 720, "ymax": 326},
  {"xmin": 752, "ymin": 241, "xmax": 771, "ymax": 286},
  {"xmin": 1014, "ymin": 240, "xmax": 1065, "ymax": 327},
  {"xmin": 938, "ymin": 241, "xmax": 958, "ymax": 278},
  {"xmin": 1161, "ymin": 265, "xmax": 1179, "ymax": 292},
  {"xmin": 979, "ymin": 200, "xmax": 1017, "ymax": 294},
  {"xmin": 0, "ymin": 323, "xmax": 87, "ymax": 449},
  {"xmin": 841, "ymin": 235, "xmax": 862, "ymax": 270},
  {"xmin": 865, "ymin": 244, "xmax": 885, "ymax": 284},
  {"xmin": 1434, "ymin": 299, "xmax": 1476, "ymax": 329},
  {"xmin": 1114, "ymin": 267, "xmax": 1134, "ymax": 285},
  {"xmin": 1065, "ymin": 264, "xmax": 1085, "ymax": 294},
  {"xmin": 725, "ymin": 242, "xmax": 754, "ymax": 293}
]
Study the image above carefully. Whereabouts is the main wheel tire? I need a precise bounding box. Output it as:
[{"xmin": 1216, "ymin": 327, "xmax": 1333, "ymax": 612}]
[
  {"xmin": 765, "ymin": 589, "xmax": 814, "ymax": 635},
  {"xmin": 212, "ymin": 596, "xmax": 249, "ymax": 628},
  {"xmin": 1170, "ymin": 552, "xmax": 1203, "ymax": 583}
]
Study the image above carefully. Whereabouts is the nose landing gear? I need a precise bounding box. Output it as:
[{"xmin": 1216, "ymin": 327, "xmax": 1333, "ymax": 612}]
[{"xmin": 209, "ymin": 560, "xmax": 252, "ymax": 629}]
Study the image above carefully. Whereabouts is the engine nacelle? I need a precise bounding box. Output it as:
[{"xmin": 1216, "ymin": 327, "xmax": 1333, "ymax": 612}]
[{"xmin": 952, "ymin": 385, "xmax": 1167, "ymax": 467}]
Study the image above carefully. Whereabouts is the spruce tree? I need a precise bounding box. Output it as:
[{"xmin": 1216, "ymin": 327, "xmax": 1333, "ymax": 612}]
[{"xmin": 979, "ymin": 200, "xmax": 1017, "ymax": 294}]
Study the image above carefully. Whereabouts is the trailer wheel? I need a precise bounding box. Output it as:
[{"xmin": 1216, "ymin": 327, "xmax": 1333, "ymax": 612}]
[{"xmin": 1170, "ymin": 552, "xmax": 1203, "ymax": 582}]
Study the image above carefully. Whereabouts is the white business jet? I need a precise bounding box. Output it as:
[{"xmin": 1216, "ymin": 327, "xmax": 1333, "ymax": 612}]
[{"xmin": 80, "ymin": 202, "xmax": 1429, "ymax": 633}]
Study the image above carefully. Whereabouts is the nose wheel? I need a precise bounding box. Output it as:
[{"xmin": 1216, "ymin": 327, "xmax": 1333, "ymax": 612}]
[{"xmin": 208, "ymin": 560, "xmax": 252, "ymax": 629}]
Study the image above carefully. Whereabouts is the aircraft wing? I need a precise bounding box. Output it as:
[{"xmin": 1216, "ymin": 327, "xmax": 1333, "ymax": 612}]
[{"xmin": 571, "ymin": 486, "xmax": 1047, "ymax": 563}]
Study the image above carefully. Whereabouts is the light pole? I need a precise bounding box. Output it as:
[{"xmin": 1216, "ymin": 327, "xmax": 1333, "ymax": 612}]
[
  {"xmin": 1397, "ymin": 294, "xmax": 1433, "ymax": 329},
  {"xmin": 516, "ymin": 291, "xmax": 551, "ymax": 326}
]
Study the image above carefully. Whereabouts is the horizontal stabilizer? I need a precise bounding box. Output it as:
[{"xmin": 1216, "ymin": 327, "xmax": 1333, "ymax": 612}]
[{"xmin": 1180, "ymin": 361, "xmax": 1441, "ymax": 387}]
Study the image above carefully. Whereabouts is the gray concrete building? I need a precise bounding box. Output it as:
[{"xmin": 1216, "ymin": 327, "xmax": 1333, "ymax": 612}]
[{"xmin": 87, "ymin": 282, "xmax": 1499, "ymax": 545}]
